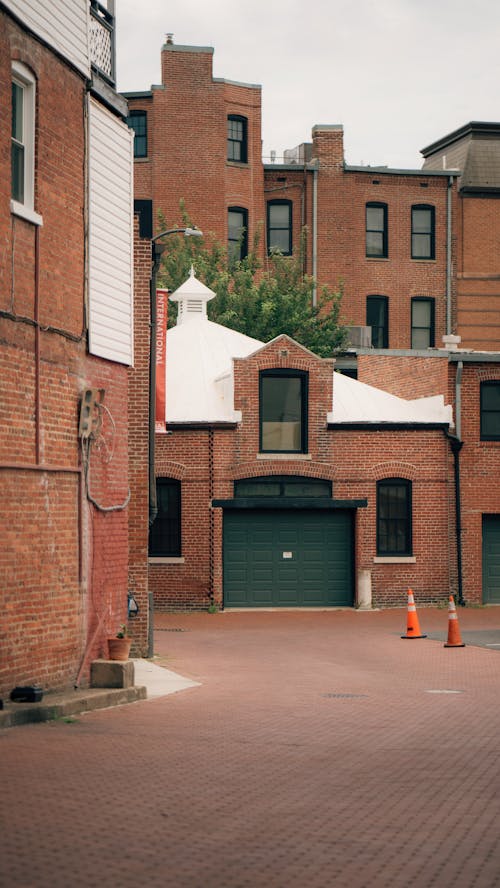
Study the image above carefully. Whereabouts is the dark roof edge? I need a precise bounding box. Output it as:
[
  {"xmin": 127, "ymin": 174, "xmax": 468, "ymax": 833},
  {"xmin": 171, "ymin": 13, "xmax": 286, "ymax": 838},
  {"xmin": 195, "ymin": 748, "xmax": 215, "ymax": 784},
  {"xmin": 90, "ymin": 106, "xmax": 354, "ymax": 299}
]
[
  {"xmin": 345, "ymin": 164, "xmax": 459, "ymax": 178},
  {"xmin": 421, "ymin": 121, "xmax": 500, "ymax": 157},
  {"xmin": 328, "ymin": 422, "xmax": 450, "ymax": 431},
  {"xmin": 212, "ymin": 498, "xmax": 368, "ymax": 510},
  {"xmin": 165, "ymin": 421, "xmax": 238, "ymax": 431}
]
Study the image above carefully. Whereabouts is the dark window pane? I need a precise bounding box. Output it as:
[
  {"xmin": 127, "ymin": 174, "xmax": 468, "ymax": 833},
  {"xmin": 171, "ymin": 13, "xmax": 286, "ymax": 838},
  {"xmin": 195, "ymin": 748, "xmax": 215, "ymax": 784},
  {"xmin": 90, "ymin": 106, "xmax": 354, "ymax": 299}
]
[
  {"xmin": 126, "ymin": 111, "xmax": 147, "ymax": 158},
  {"xmin": 411, "ymin": 298, "xmax": 434, "ymax": 349},
  {"xmin": 367, "ymin": 296, "xmax": 388, "ymax": 348},
  {"xmin": 260, "ymin": 374, "xmax": 306, "ymax": 453},
  {"xmin": 227, "ymin": 115, "xmax": 247, "ymax": 163},
  {"xmin": 411, "ymin": 205, "xmax": 434, "ymax": 259},
  {"xmin": 377, "ymin": 480, "xmax": 411, "ymax": 555},
  {"xmin": 481, "ymin": 383, "xmax": 500, "ymax": 440},
  {"xmin": 149, "ymin": 479, "xmax": 181, "ymax": 556},
  {"xmin": 228, "ymin": 207, "xmax": 248, "ymax": 261},
  {"xmin": 11, "ymin": 142, "xmax": 24, "ymax": 203},
  {"xmin": 267, "ymin": 201, "xmax": 292, "ymax": 255},
  {"xmin": 12, "ymin": 82, "xmax": 23, "ymax": 141}
]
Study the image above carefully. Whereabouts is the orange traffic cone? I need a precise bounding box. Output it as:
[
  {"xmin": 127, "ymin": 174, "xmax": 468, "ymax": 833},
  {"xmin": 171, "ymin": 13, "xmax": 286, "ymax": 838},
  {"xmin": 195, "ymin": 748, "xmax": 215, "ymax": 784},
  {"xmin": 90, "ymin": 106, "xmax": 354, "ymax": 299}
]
[
  {"xmin": 401, "ymin": 589, "xmax": 427, "ymax": 639},
  {"xmin": 444, "ymin": 595, "xmax": 465, "ymax": 648}
]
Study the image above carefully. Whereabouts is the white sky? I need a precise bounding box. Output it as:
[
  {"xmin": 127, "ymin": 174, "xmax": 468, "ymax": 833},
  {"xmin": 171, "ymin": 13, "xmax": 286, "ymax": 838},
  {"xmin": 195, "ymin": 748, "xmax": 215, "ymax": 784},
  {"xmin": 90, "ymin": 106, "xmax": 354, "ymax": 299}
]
[{"xmin": 116, "ymin": 0, "xmax": 500, "ymax": 169}]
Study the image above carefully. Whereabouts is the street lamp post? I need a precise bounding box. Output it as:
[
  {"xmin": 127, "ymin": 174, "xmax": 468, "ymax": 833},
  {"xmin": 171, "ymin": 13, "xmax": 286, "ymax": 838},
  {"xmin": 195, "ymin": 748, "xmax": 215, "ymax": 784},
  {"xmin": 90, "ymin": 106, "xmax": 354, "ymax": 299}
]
[
  {"xmin": 147, "ymin": 226, "xmax": 203, "ymax": 657},
  {"xmin": 149, "ymin": 227, "xmax": 203, "ymax": 527}
]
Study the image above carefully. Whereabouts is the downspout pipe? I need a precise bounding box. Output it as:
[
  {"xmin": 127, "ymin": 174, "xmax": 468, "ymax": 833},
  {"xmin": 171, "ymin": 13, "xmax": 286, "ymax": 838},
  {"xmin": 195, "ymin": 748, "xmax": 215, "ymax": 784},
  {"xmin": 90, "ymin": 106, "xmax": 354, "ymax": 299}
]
[
  {"xmin": 446, "ymin": 360, "xmax": 465, "ymax": 606},
  {"xmin": 148, "ymin": 240, "xmax": 161, "ymax": 528},
  {"xmin": 446, "ymin": 175, "xmax": 453, "ymax": 335},
  {"xmin": 312, "ymin": 163, "xmax": 318, "ymax": 307}
]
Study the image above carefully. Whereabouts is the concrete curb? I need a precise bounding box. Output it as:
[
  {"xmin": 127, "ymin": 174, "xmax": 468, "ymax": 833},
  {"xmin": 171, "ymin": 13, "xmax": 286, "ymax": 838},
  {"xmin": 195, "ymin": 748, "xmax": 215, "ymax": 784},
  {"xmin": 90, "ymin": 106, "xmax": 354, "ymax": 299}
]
[{"xmin": 0, "ymin": 685, "xmax": 147, "ymax": 729}]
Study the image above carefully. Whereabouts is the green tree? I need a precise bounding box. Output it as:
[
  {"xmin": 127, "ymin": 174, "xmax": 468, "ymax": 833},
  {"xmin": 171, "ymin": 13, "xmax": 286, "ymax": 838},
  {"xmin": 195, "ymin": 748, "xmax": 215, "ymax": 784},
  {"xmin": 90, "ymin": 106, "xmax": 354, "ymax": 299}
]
[{"xmin": 157, "ymin": 210, "xmax": 347, "ymax": 357}]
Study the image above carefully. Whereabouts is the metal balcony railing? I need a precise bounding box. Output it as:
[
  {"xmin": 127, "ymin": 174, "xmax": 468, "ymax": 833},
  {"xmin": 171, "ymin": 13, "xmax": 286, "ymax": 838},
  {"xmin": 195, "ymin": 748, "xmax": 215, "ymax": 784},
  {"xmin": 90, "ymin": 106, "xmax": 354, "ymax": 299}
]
[{"xmin": 90, "ymin": 0, "xmax": 115, "ymax": 85}]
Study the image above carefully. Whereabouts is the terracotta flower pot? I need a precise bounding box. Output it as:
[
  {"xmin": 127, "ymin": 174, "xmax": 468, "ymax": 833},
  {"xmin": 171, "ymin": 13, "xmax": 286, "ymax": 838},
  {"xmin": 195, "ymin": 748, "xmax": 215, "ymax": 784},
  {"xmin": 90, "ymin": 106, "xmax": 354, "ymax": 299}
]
[{"xmin": 107, "ymin": 637, "xmax": 132, "ymax": 661}]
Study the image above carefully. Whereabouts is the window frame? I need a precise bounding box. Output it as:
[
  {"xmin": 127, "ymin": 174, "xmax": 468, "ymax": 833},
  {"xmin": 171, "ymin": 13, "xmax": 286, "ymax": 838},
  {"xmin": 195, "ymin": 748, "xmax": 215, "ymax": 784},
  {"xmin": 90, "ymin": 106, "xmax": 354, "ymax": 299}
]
[
  {"xmin": 480, "ymin": 382, "xmax": 500, "ymax": 441},
  {"xmin": 126, "ymin": 109, "xmax": 147, "ymax": 158},
  {"xmin": 228, "ymin": 206, "xmax": 248, "ymax": 262},
  {"xmin": 366, "ymin": 202, "xmax": 388, "ymax": 258},
  {"xmin": 411, "ymin": 297, "xmax": 435, "ymax": 349},
  {"xmin": 11, "ymin": 61, "xmax": 41, "ymax": 225},
  {"xmin": 366, "ymin": 295, "xmax": 389, "ymax": 348},
  {"xmin": 267, "ymin": 199, "xmax": 292, "ymax": 255},
  {"xmin": 259, "ymin": 369, "xmax": 308, "ymax": 455},
  {"xmin": 227, "ymin": 114, "xmax": 248, "ymax": 164},
  {"xmin": 376, "ymin": 478, "xmax": 412, "ymax": 556},
  {"xmin": 148, "ymin": 478, "xmax": 181, "ymax": 557},
  {"xmin": 411, "ymin": 204, "xmax": 435, "ymax": 260}
]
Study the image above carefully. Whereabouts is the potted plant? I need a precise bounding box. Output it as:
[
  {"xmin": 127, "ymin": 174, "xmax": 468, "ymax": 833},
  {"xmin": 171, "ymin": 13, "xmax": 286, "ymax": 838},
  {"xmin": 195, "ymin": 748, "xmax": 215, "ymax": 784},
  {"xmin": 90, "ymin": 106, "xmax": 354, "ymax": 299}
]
[{"xmin": 107, "ymin": 624, "xmax": 132, "ymax": 661}]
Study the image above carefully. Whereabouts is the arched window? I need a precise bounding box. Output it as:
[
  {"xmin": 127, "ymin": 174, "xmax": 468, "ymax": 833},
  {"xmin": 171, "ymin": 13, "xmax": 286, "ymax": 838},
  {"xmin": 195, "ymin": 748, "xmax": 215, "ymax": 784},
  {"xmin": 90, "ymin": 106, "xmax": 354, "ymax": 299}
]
[
  {"xmin": 11, "ymin": 61, "xmax": 40, "ymax": 223},
  {"xmin": 377, "ymin": 478, "xmax": 412, "ymax": 555}
]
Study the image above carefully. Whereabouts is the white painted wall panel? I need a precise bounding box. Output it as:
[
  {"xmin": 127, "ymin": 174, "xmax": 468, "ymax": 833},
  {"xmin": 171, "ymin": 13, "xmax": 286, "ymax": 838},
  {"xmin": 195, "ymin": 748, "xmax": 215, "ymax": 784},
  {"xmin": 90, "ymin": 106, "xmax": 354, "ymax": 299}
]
[
  {"xmin": 4, "ymin": 0, "xmax": 90, "ymax": 76},
  {"xmin": 88, "ymin": 98, "xmax": 134, "ymax": 366}
]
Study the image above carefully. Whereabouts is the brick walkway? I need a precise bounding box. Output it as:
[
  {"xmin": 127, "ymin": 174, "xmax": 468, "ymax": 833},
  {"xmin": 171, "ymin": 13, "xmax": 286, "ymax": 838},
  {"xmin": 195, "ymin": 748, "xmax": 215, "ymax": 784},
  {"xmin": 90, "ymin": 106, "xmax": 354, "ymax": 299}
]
[{"xmin": 2, "ymin": 607, "xmax": 500, "ymax": 887}]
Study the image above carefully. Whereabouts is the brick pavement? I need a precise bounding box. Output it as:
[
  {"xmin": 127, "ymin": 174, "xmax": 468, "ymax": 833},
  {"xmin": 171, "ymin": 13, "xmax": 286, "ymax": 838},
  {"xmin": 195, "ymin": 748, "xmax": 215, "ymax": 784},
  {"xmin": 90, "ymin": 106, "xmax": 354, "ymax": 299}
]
[{"xmin": 1, "ymin": 607, "xmax": 500, "ymax": 887}]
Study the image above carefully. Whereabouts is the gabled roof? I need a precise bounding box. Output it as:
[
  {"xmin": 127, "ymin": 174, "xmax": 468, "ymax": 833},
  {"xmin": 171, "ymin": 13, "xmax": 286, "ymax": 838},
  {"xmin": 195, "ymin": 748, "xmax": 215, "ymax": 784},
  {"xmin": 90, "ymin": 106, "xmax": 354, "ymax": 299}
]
[{"xmin": 165, "ymin": 273, "xmax": 453, "ymax": 427}]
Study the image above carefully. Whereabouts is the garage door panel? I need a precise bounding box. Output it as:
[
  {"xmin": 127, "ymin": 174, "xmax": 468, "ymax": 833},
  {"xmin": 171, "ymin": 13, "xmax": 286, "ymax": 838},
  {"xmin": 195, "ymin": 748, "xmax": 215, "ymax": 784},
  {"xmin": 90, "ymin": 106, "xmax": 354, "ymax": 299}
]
[
  {"xmin": 483, "ymin": 516, "xmax": 500, "ymax": 603},
  {"xmin": 224, "ymin": 508, "xmax": 353, "ymax": 607}
]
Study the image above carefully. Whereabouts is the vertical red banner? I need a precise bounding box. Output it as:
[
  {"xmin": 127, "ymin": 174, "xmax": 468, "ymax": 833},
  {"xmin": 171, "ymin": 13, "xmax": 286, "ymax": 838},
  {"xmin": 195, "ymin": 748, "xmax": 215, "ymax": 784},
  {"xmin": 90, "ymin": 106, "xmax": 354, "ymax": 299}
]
[{"xmin": 155, "ymin": 289, "xmax": 169, "ymax": 432}]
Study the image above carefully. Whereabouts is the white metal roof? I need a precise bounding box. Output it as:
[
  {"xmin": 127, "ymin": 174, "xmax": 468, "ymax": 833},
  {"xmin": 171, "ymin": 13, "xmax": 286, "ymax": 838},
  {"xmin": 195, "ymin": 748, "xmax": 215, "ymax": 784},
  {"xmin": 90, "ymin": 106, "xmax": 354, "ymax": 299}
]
[{"xmin": 165, "ymin": 273, "xmax": 453, "ymax": 427}]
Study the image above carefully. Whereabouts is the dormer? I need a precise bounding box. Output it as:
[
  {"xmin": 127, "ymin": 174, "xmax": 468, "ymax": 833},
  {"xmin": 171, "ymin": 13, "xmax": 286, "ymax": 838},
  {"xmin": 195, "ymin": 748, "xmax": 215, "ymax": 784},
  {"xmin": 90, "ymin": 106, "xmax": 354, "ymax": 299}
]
[{"xmin": 169, "ymin": 267, "xmax": 215, "ymax": 324}]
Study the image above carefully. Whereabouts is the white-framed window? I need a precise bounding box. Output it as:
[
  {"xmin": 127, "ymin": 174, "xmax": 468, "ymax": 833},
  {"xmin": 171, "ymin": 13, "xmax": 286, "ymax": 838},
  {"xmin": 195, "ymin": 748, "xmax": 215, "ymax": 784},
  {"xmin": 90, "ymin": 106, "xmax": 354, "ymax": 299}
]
[{"xmin": 11, "ymin": 61, "xmax": 42, "ymax": 226}]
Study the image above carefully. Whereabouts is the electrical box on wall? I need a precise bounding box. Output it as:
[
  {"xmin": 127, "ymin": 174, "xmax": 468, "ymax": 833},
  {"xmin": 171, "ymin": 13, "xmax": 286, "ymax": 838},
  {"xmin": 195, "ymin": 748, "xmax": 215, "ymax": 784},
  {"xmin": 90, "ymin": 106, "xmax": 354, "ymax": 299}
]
[{"xmin": 79, "ymin": 388, "xmax": 105, "ymax": 439}]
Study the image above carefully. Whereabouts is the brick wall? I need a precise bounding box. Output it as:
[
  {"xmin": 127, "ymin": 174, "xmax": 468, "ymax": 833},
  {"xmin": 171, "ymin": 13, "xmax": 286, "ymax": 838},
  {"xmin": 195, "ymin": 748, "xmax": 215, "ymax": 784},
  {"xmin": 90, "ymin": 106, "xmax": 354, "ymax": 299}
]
[
  {"xmin": 128, "ymin": 221, "xmax": 153, "ymax": 650},
  {"xmin": 127, "ymin": 43, "xmax": 265, "ymax": 254},
  {"xmin": 151, "ymin": 335, "xmax": 458, "ymax": 611},
  {"xmin": 0, "ymin": 11, "xmax": 130, "ymax": 696}
]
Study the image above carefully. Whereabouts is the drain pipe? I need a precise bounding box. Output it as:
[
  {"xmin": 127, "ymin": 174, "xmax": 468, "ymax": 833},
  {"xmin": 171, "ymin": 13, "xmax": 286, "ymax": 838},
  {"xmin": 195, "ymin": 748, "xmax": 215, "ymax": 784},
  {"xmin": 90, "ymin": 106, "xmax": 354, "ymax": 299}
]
[
  {"xmin": 446, "ymin": 175, "xmax": 453, "ymax": 335},
  {"xmin": 312, "ymin": 163, "xmax": 318, "ymax": 307},
  {"xmin": 447, "ymin": 360, "xmax": 465, "ymax": 605}
]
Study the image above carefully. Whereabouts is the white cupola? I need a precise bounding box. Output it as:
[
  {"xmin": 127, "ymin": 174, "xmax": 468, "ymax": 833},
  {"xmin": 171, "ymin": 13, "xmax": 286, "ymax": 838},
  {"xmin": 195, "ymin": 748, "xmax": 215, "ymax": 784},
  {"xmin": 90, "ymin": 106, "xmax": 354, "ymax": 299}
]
[{"xmin": 169, "ymin": 266, "xmax": 216, "ymax": 325}]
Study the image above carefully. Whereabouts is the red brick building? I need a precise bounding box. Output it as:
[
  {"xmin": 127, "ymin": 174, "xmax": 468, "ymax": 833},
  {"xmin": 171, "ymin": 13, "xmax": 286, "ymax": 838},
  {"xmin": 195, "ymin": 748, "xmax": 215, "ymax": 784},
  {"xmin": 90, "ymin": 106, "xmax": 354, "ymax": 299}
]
[
  {"xmin": 146, "ymin": 273, "xmax": 500, "ymax": 611},
  {"xmin": 124, "ymin": 39, "xmax": 500, "ymax": 613},
  {"xmin": 0, "ymin": 0, "xmax": 137, "ymax": 698},
  {"xmin": 422, "ymin": 121, "xmax": 500, "ymax": 351}
]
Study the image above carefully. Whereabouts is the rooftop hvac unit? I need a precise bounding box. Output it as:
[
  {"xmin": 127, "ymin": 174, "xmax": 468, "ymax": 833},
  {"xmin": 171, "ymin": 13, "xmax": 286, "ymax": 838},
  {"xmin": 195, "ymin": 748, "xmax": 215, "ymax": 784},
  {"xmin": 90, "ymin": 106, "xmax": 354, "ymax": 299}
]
[{"xmin": 345, "ymin": 325, "xmax": 372, "ymax": 348}]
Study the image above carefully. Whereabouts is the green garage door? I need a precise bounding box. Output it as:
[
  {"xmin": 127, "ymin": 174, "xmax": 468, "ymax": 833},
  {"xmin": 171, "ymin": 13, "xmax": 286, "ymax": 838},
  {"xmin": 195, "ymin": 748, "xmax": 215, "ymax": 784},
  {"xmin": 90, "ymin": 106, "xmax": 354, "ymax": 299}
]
[
  {"xmin": 223, "ymin": 509, "xmax": 353, "ymax": 607},
  {"xmin": 483, "ymin": 516, "xmax": 500, "ymax": 604}
]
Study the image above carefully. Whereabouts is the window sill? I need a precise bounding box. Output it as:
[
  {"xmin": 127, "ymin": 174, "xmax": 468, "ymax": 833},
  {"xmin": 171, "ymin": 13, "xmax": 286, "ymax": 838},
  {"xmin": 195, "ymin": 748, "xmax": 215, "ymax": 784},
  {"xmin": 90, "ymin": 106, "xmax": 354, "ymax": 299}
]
[
  {"xmin": 373, "ymin": 556, "xmax": 416, "ymax": 564},
  {"xmin": 366, "ymin": 256, "xmax": 389, "ymax": 261},
  {"xmin": 148, "ymin": 556, "xmax": 185, "ymax": 564},
  {"xmin": 11, "ymin": 200, "xmax": 43, "ymax": 227},
  {"xmin": 257, "ymin": 453, "xmax": 312, "ymax": 461},
  {"xmin": 226, "ymin": 160, "xmax": 249, "ymax": 168},
  {"xmin": 133, "ymin": 157, "xmax": 149, "ymax": 163}
]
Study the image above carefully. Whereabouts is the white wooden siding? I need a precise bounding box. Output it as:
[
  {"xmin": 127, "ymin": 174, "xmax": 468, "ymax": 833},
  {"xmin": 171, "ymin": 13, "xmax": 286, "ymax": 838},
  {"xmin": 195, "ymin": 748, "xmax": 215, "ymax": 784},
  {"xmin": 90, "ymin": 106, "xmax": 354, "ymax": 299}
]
[
  {"xmin": 88, "ymin": 98, "xmax": 134, "ymax": 366},
  {"xmin": 4, "ymin": 0, "xmax": 90, "ymax": 77}
]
